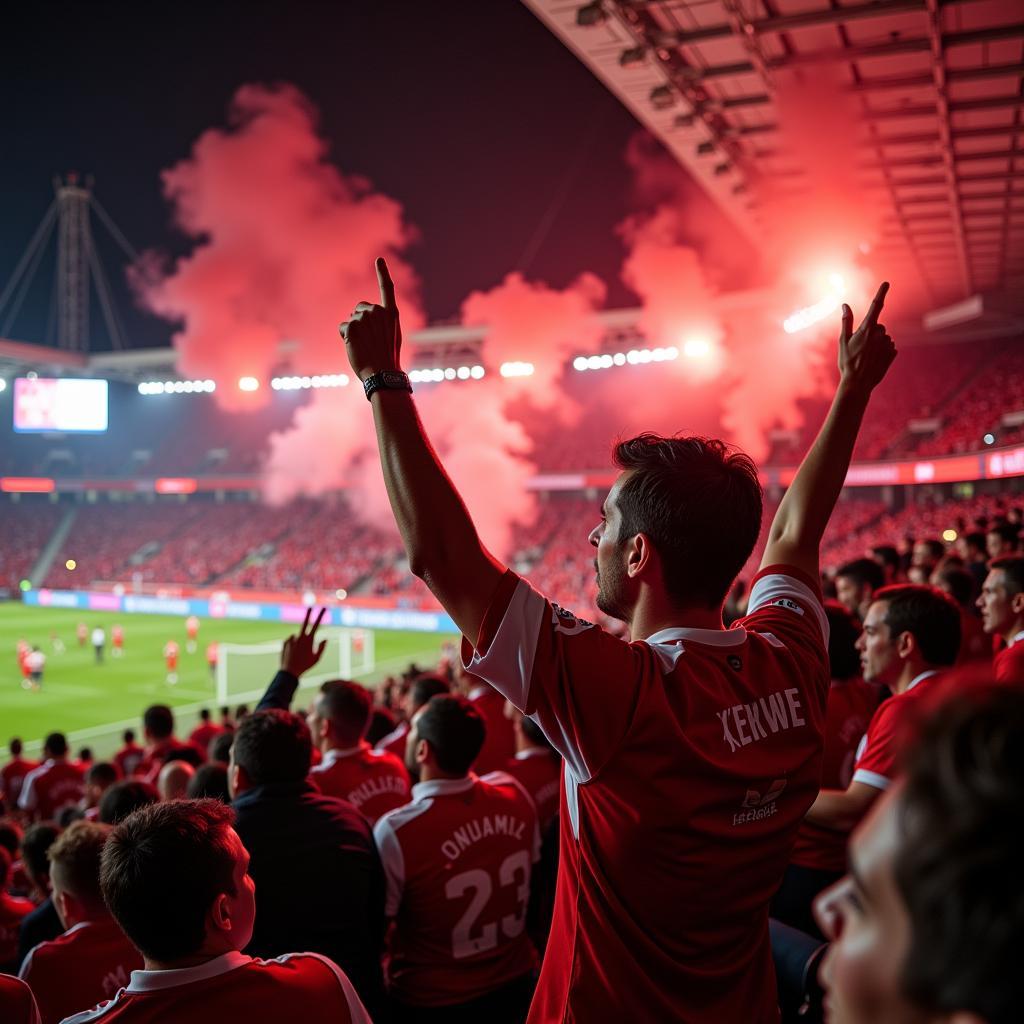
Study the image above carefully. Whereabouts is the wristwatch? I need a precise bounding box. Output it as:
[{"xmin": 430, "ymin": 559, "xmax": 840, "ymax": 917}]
[{"xmin": 363, "ymin": 370, "xmax": 413, "ymax": 401}]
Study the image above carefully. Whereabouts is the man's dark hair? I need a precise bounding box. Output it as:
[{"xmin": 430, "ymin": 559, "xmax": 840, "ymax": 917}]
[
  {"xmin": 318, "ymin": 680, "xmax": 372, "ymax": 744},
  {"xmin": 98, "ymin": 780, "xmax": 159, "ymax": 825},
  {"xmin": 48, "ymin": 820, "xmax": 111, "ymax": 914},
  {"xmin": 101, "ymin": 800, "xmax": 238, "ymax": 962},
  {"xmin": 231, "ymin": 709, "xmax": 311, "ymax": 786},
  {"xmin": 9, "ymin": 738, "xmax": 23, "ymax": 757},
  {"xmin": 143, "ymin": 705, "xmax": 174, "ymax": 741},
  {"xmin": 935, "ymin": 565, "xmax": 976, "ymax": 608},
  {"xmin": 187, "ymin": 763, "xmax": 231, "ymax": 803},
  {"xmin": 235, "ymin": 704, "xmax": 249, "ymax": 719},
  {"xmin": 612, "ymin": 434, "xmax": 763, "ymax": 609},
  {"xmin": 917, "ymin": 539, "xmax": 946, "ymax": 562},
  {"xmin": 874, "ymin": 584, "xmax": 961, "ymax": 667},
  {"xmin": 895, "ymin": 686, "xmax": 1024, "ymax": 1024},
  {"xmin": 824, "ymin": 601, "xmax": 861, "ymax": 681},
  {"xmin": 209, "ymin": 732, "xmax": 234, "ymax": 765},
  {"xmin": 199, "ymin": 708, "xmax": 211, "ymax": 723},
  {"xmin": 0, "ymin": 818, "xmax": 23, "ymax": 857},
  {"xmin": 164, "ymin": 746, "xmax": 203, "ymax": 769},
  {"xmin": 122, "ymin": 729, "xmax": 135, "ymax": 744},
  {"xmin": 871, "ymin": 545, "xmax": 900, "ymax": 574},
  {"xmin": 78, "ymin": 747, "xmax": 93, "ymax": 763},
  {"xmin": 988, "ymin": 522, "xmax": 1020, "ymax": 551},
  {"xmin": 837, "ymin": 558, "xmax": 885, "ymax": 592},
  {"xmin": 22, "ymin": 822, "xmax": 61, "ymax": 880},
  {"xmin": 964, "ymin": 532, "xmax": 987, "ymax": 557},
  {"xmin": 43, "ymin": 732, "xmax": 68, "ymax": 758},
  {"xmin": 86, "ymin": 762, "xmax": 118, "ymax": 788},
  {"xmin": 366, "ymin": 707, "xmax": 397, "ymax": 747},
  {"xmin": 520, "ymin": 715, "xmax": 553, "ymax": 751},
  {"xmin": 410, "ymin": 673, "xmax": 450, "ymax": 711},
  {"xmin": 416, "ymin": 695, "xmax": 486, "ymax": 775},
  {"xmin": 990, "ymin": 556, "xmax": 1024, "ymax": 597}
]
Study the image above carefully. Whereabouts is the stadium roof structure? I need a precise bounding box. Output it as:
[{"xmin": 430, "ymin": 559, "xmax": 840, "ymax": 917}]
[{"xmin": 523, "ymin": 0, "xmax": 1024, "ymax": 308}]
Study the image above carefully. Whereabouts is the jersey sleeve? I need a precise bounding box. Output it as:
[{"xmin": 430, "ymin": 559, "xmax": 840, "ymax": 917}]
[
  {"xmin": 851, "ymin": 702, "xmax": 899, "ymax": 791},
  {"xmin": 17, "ymin": 768, "xmax": 39, "ymax": 812},
  {"xmin": 462, "ymin": 571, "xmax": 649, "ymax": 783},
  {"xmin": 301, "ymin": 953, "xmax": 374, "ymax": 1024},
  {"xmin": 372, "ymin": 815, "xmax": 406, "ymax": 918},
  {"xmin": 741, "ymin": 564, "xmax": 829, "ymax": 645}
]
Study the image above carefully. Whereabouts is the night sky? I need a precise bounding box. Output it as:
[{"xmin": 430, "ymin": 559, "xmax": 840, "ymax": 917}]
[{"xmin": 0, "ymin": 0, "xmax": 734, "ymax": 352}]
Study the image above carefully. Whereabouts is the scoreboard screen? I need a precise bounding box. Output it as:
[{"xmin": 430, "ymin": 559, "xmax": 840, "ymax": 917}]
[{"xmin": 13, "ymin": 377, "xmax": 109, "ymax": 433}]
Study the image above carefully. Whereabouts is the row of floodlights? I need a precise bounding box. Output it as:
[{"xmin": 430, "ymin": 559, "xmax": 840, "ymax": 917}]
[
  {"xmin": 573, "ymin": 346, "xmax": 681, "ymax": 371},
  {"xmin": 410, "ymin": 365, "xmax": 488, "ymax": 383},
  {"xmin": 138, "ymin": 380, "xmax": 216, "ymax": 395},
  {"xmin": 271, "ymin": 374, "xmax": 350, "ymax": 391}
]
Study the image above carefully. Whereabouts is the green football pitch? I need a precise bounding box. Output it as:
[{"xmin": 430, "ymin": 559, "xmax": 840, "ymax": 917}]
[{"xmin": 0, "ymin": 604, "xmax": 457, "ymax": 760}]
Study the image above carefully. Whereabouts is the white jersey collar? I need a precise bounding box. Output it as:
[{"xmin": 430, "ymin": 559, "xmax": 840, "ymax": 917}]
[
  {"xmin": 1009, "ymin": 630, "xmax": 1024, "ymax": 648},
  {"xmin": 127, "ymin": 951, "xmax": 252, "ymax": 992},
  {"xmin": 411, "ymin": 774, "xmax": 477, "ymax": 801},
  {"xmin": 319, "ymin": 743, "xmax": 367, "ymax": 767},
  {"xmin": 645, "ymin": 625, "xmax": 747, "ymax": 648},
  {"xmin": 906, "ymin": 669, "xmax": 941, "ymax": 692}
]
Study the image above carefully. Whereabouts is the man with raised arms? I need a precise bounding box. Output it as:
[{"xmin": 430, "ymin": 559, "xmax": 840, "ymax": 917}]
[{"xmin": 340, "ymin": 261, "xmax": 895, "ymax": 1022}]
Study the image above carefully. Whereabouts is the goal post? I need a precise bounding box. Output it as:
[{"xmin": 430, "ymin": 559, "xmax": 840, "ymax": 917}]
[{"xmin": 215, "ymin": 627, "xmax": 376, "ymax": 707}]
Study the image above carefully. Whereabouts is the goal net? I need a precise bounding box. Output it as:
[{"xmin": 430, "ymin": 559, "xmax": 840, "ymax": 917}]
[{"xmin": 215, "ymin": 628, "xmax": 376, "ymax": 707}]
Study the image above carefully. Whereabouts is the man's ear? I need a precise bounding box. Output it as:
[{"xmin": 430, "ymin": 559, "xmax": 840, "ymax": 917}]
[
  {"xmin": 228, "ymin": 762, "xmax": 248, "ymax": 798},
  {"xmin": 1011, "ymin": 591, "xmax": 1024, "ymax": 617},
  {"xmin": 53, "ymin": 888, "xmax": 71, "ymax": 929},
  {"xmin": 627, "ymin": 532, "xmax": 653, "ymax": 579},
  {"xmin": 896, "ymin": 629, "xmax": 917, "ymax": 661},
  {"xmin": 208, "ymin": 891, "xmax": 232, "ymax": 935},
  {"xmin": 416, "ymin": 738, "xmax": 431, "ymax": 767}
]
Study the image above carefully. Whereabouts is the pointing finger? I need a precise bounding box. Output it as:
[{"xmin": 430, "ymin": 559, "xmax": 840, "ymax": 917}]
[
  {"xmin": 861, "ymin": 281, "xmax": 890, "ymax": 330},
  {"xmin": 376, "ymin": 257, "xmax": 397, "ymax": 312},
  {"xmin": 312, "ymin": 607, "xmax": 326, "ymax": 634}
]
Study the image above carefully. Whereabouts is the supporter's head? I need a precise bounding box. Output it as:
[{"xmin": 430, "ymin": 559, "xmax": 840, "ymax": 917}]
[
  {"xmin": 590, "ymin": 434, "xmax": 762, "ymax": 619},
  {"xmin": 158, "ymin": 760, "xmax": 195, "ymax": 801},
  {"xmin": 122, "ymin": 729, "xmax": 136, "ymax": 745},
  {"xmin": 21, "ymin": 822, "xmax": 61, "ymax": 895},
  {"xmin": 98, "ymin": 780, "xmax": 160, "ymax": 825},
  {"xmin": 856, "ymin": 585, "xmax": 961, "ymax": 687},
  {"xmin": 366, "ymin": 706, "xmax": 397, "ymax": 747},
  {"xmin": 871, "ymin": 545, "xmax": 901, "ymax": 584},
  {"xmin": 987, "ymin": 521, "xmax": 1020, "ymax": 561},
  {"xmin": 956, "ymin": 531, "xmax": 987, "ymax": 563},
  {"xmin": 0, "ymin": 818, "xmax": 23, "ymax": 858},
  {"xmin": 407, "ymin": 694, "xmax": 485, "ymax": 779},
  {"xmin": 816, "ymin": 686, "xmax": 1024, "ymax": 1024},
  {"xmin": 977, "ymin": 557, "xmax": 1024, "ymax": 639},
  {"xmin": 911, "ymin": 538, "xmax": 946, "ymax": 574},
  {"xmin": 84, "ymin": 762, "xmax": 119, "ymax": 808},
  {"xmin": 932, "ymin": 564, "xmax": 976, "ymax": 610},
  {"xmin": 308, "ymin": 679, "xmax": 372, "ymax": 751},
  {"xmin": 143, "ymin": 705, "xmax": 174, "ymax": 743},
  {"xmin": 199, "ymin": 708, "xmax": 212, "ymax": 723},
  {"xmin": 78, "ymin": 747, "xmax": 93, "ymax": 765},
  {"xmin": 403, "ymin": 673, "xmax": 450, "ymax": 716},
  {"xmin": 228, "ymin": 709, "xmax": 312, "ymax": 798},
  {"xmin": 9, "ymin": 737, "xmax": 23, "ymax": 757},
  {"xmin": 101, "ymin": 800, "xmax": 255, "ymax": 965},
  {"xmin": 835, "ymin": 559, "xmax": 886, "ymax": 621},
  {"xmin": 209, "ymin": 731, "xmax": 234, "ymax": 765},
  {"xmin": 49, "ymin": 820, "xmax": 112, "ymax": 928},
  {"xmin": 515, "ymin": 713, "xmax": 552, "ymax": 753},
  {"xmin": 187, "ymin": 763, "xmax": 231, "ymax": 803},
  {"xmin": 43, "ymin": 732, "xmax": 68, "ymax": 760},
  {"xmin": 235, "ymin": 704, "xmax": 249, "ymax": 721},
  {"xmin": 825, "ymin": 601, "xmax": 862, "ymax": 682}
]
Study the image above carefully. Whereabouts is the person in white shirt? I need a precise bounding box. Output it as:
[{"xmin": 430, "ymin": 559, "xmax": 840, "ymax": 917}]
[
  {"xmin": 26, "ymin": 648, "xmax": 46, "ymax": 690},
  {"xmin": 91, "ymin": 628, "xmax": 106, "ymax": 665}
]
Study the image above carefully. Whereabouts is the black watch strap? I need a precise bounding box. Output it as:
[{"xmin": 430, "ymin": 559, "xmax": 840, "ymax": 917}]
[{"xmin": 363, "ymin": 370, "xmax": 412, "ymax": 401}]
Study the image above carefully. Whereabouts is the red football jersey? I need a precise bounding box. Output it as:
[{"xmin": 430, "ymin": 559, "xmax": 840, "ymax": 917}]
[
  {"xmin": 0, "ymin": 974, "xmax": 40, "ymax": 1024},
  {"xmin": 134, "ymin": 740, "xmax": 196, "ymax": 785},
  {"xmin": 462, "ymin": 565, "xmax": 830, "ymax": 1023},
  {"xmin": 993, "ymin": 631, "xmax": 1024, "ymax": 685},
  {"xmin": 188, "ymin": 724, "xmax": 223, "ymax": 753},
  {"xmin": 790, "ymin": 678, "xmax": 881, "ymax": 873},
  {"xmin": 373, "ymin": 772, "xmax": 540, "ymax": 1008},
  {"xmin": 20, "ymin": 918, "xmax": 143, "ymax": 1024},
  {"xmin": 852, "ymin": 670, "xmax": 944, "ymax": 791},
  {"xmin": 18, "ymin": 760, "xmax": 85, "ymax": 821},
  {"xmin": 162, "ymin": 642, "xmax": 178, "ymax": 668},
  {"xmin": 111, "ymin": 627, "xmax": 124, "ymax": 647},
  {"xmin": 1, "ymin": 757, "xmax": 40, "ymax": 809},
  {"xmin": 113, "ymin": 745, "xmax": 143, "ymax": 780},
  {"xmin": 502, "ymin": 750, "xmax": 561, "ymax": 832},
  {"xmin": 467, "ymin": 687, "xmax": 516, "ymax": 774},
  {"xmin": 309, "ymin": 743, "xmax": 411, "ymax": 823},
  {"xmin": 1, "ymin": 891, "xmax": 35, "ymax": 966},
  {"xmin": 374, "ymin": 721, "xmax": 409, "ymax": 762},
  {"xmin": 60, "ymin": 951, "xmax": 371, "ymax": 1024}
]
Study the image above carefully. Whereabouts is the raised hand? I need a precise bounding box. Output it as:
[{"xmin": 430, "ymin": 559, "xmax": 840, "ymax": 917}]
[
  {"xmin": 339, "ymin": 257, "xmax": 403, "ymax": 383},
  {"xmin": 280, "ymin": 607, "xmax": 327, "ymax": 677},
  {"xmin": 838, "ymin": 282, "xmax": 897, "ymax": 392}
]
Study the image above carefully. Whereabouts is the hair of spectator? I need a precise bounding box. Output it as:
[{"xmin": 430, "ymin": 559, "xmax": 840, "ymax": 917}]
[
  {"xmin": 100, "ymin": 799, "xmax": 238, "ymax": 963},
  {"xmin": 872, "ymin": 545, "xmax": 900, "ymax": 572},
  {"xmin": 209, "ymin": 731, "xmax": 234, "ymax": 764},
  {"xmin": 895, "ymin": 685, "xmax": 1024, "ymax": 1023},
  {"xmin": 9, "ymin": 737, "xmax": 23, "ymax": 756},
  {"xmin": 988, "ymin": 522, "xmax": 1020, "ymax": 549},
  {"xmin": 613, "ymin": 433, "xmax": 763, "ymax": 609},
  {"xmin": 920, "ymin": 539, "xmax": 946, "ymax": 561},
  {"xmin": 98, "ymin": 780, "xmax": 160, "ymax": 825},
  {"xmin": 990, "ymin": 556, "xmax": 1024, "ymax": 597},
  {"xmin": 78, "ymin": 747, "xmax": 93, "ymax": 762},
  {"xmin": 123, "ymin": 729, "xmax": 135, "ymax": 744},
  {"xmin": 143, "ymin": 705, "xmax": 174, "ymax": 741},
  {"xmin": 824, "ymin": 601, "xmax": 862, "ymax": 680},
  {"xmin": 49, "ymin": 819, "xmax": 112, "ymax": 915},
  {"xmin": 934, "ymin": 565, "xmax": 976, "ymax": 608},
  {"xmin": 837, "ymin": 557, "xmax": 886, "ymax": 592},
  {"xmin": 187, "ymin": 763, "xmax": 232, "ymax": 803},
  {"xmin": 416, "ymin": 694, "xmax": 486, "ymax": 775},
  {"xmin": 22, "ymin": 822, "xmax": 61, "ymax": 880},
  {"xmin": 200, "ymin": 708, "xmax": 211, "ymax": 722},
  {"xmin": 964, "ymin": 532, "xmax": 986, "ymax": 555},
  {"xmin": 520, "ymin": 715, "xmax": 552, "ymax": 750},
  {"xmin": 231, "ymin": 709, "xmax": 312, "ymax": 786},
  {"xmin": 366, "ymin": 706, "xmax": 397, "ymax": 747},
  {"xmin": 410, "ymin": 673, "xmax": 450, "ymax": 711},
  {"xmin": 874, "ymin": 584, "xmax": 962, "ymax": 666},
  {"xmin": 0, "ymin": 818, "xmax": 23, "ymax": 857},
  {"xmin": 317, "ymin": 679, "xmax": 373, "ymax": 745},
  {"xmin": 44, "ymin": 732, "xmax": 68, "ymax": 758},
  {"xmin": 86, "ymin": 762, "xmax": 118, "ymax": 788}
]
